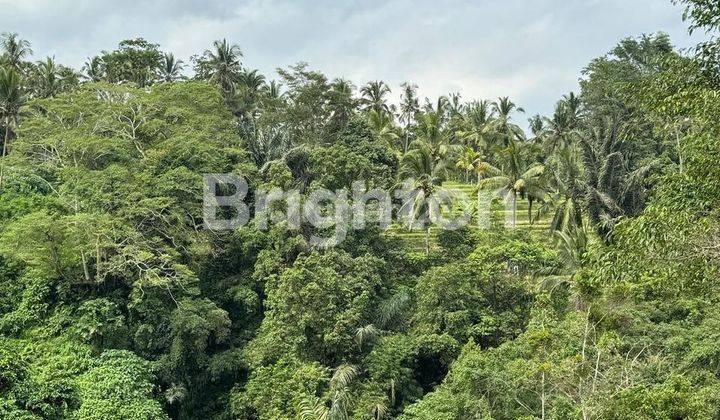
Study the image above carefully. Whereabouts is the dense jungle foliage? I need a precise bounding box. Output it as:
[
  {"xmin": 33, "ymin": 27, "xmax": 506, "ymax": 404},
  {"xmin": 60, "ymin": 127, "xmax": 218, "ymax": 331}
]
[{"xmin": 1, "ymin": 1, "xmax": 719, "ymax": 418}]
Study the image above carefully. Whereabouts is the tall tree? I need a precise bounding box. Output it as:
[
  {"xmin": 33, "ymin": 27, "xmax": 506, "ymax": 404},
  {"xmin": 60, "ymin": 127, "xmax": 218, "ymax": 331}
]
[
  {"xmin": 0, "ymin": 32, "xmax": 32, "ymax": 71},
  {"xmin": 367, "ymin": 109, "xmax": 398, "ymax": 148},
  {"xmin": 32, "ymin": 56, "xmax": 65, "ymax": 98},
  {"xmin": 96, "ymin": 38, "xmax": 163, "ymax": 87},
  {"xmin": 234, "ymin": 69, "xmax": 267, "ymax": 120},
  {"xmin": 327, "ymin": 78, "xmax": 356, "ymax": 130},
  {"xmin": 479, "ymin": 139, "xmax": 546, "ymax": 227},
  {"xmin": 158, "ymin": 52, "xmax": 184, "ymax": 82},
  {"xmin": 398, "ymin": 142, "xmax": 451, "ymax": 253},
  {"xmin": 398, "ymin": 82, "xmax": 420, "ymax": 153},
  {"xmin": 460, "ymin": 100, "xmax": 495, "ymax": 152},
  {"xmin": 360, "ymin": 80, "xmax": 392, "ymax": 115},
  {"xmin": 528, "ymin": 114, "xmax": 545, "ymax": 143},
  {"xmin": 82, "ymin": 56, "xmax": 106, "ymax": 82},
  {"xmin": 0, "ymin": 67, "xmax": 25, "ymax": 188},
  {"xmin": 492, "ymin": 97, "xmax": 525, "ymax": 146},
  {"xmin": 578, "ymin": 115, "xmax": 657, "ymax": 240},
  {"xmin": 542, "ymin": 101, "xmax": 576, "ymax": 154},
  {"xmin": 543, "ymin": 144, "xmax": 584, "ymax": 232},
  {"xmin": 194, "ymin": 39, "xmax": 243, "ymax": 94}
]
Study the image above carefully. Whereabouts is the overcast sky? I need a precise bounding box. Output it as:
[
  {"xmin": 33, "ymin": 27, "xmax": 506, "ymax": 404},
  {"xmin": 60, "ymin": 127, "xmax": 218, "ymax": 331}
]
[{"xmin": 0, "ymin": 0, "xmax": 704, "ymax": 121}]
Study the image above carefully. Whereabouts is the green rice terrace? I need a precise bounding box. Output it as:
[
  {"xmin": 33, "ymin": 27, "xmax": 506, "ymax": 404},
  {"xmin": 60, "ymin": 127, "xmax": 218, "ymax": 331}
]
[{"xmin": 386, "ymin": 181, "xmax": 552, "ymax": 251}]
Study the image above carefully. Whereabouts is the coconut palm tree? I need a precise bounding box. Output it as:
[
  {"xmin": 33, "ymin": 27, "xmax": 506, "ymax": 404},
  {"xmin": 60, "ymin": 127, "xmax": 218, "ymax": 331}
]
[
  {"xmin": 398, "ymin": 82, "xmax": 420, "ymax": 153},
  {"xmin": 528, "ymin": 114, "xmax": 545, "ymax": 143},
  {"xmin": 542, "ymin": 101, "xmax": 576, "ymax": 153},
  {"xmin": 201, "ymin": 39, "xmax": 243, "ymax": 93},
  {"xmin": 459, "ymin": 100, "xmax": 495, "ymax": 152},
  {"xmin": 0, "ymin": 67, "xmax": 26, "ymax": 188},
  {"xmin": 367, "ymin": 109, "xmax": 398, "ymax": 149},
  {"xmin": 33, "ymin": 56, "xmax": 64, "ymax": 98},
  {"xmin": 412, "ymin": 107, "xmax": 456, "ymax": 160},
  {"xmin": 0, "ymin": 33, "xmax": 32, "ymax": 71},
  {"xmin": 542, "ymin": 144, "xmax": 584, "ymax": 232},
  {"xmin": 82, "ymin": 56, "xmax": 106, "ymax": 82},
  {"xmin": 478, "ymin": 140, "xmax": 546, "ymax": 227},
  {"xmin": 233, "ymin": 69, "xmax": 267, "ymax": 120},
  {"xmin": 456, "ymin": 146, "xmax": 482, "ymax": 183},
  {"xmin": 447, "ymin": 92, "xmax": 464, "ymax": 116},
  {"xmin": 423, "ymin": 95, "xmax": 449, "ymax": 117},
  {"xmin": 398, "ymin": 142, "xmax": 451, "ymax": 253},
  {"xmin": 158, "ymin": 53, "xmax": 184, "ymax": 82},
  {"xmin": 360, "ymin": 80, "xmax": 392, "ymax": 115},
  {"xmin": 327, "ymin": 78, "xmax": 356, "ymax": 129},
  {"xmin": 492, "ymin": 96, "xmax": 525, "ymax": 146}
]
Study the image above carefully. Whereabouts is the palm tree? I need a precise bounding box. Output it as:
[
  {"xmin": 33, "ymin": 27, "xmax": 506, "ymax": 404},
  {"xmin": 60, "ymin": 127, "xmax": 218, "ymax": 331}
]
[
  {"xmin": 398, "ymin": 142, "xmax": 451, "ymax": 253},
  {"xmin": 33, "ymin": 56, "xmax": 64, "ymax": 98},
  {"xmin": 234, "ymin": 69, "xmax": 266, "ymax": 120},
  {"xmin": 328, "ymin": 78, "xmax": 356, "ymax": 129},
  {"xmin": 0, "ymin": 33, "xmax": 32, "ymax": 71},
  {"xmin": 562, "ymin": 92, "xmax": 582, "ymax": 127},
  {"xmin": 447, "ymin": 92, "xmax": 464, "ymax": 116},
  {"xmin": 423, "ymin": 95, "xmax": 448, "ymax": 117},
  {"xmin": 413, "ymin": 107, "xmax": 456, "ymax": 160},
  {"xmin": 578, "ymin": 115, "xmax": 627, "ymax": 239},
  {"xmin": 492, "ymin": 97, "xmax": 525, "ymax": 146},
  {"xmin": 478, "ymin": 140, "xmax": 546, "ymax": 227},
  {"xmin": 398, "ymin": 82, "xmax": 419, "ymax": 153},
  {"xmin": 456, "ymin": 146, "xmax": 482, "ymax": 183},
  {"xmin": 360, "ymin": 80, "xmax": 392, "ymax": 115},
  {"xmin": 298, "ymin": 364, "xmax": 360, "ymax": 420},
  {"xmin": 82, "ymin": 56, "xmax": 106, "ymax": 82},
  {"xmin": 579, "ymin": 115, "xmax": 661, "ymax": 241},
  {"xmin": 367, "ymin": 109, "xmax": 398, "ymax": 148},
  {"xmin": 543, "ymin": 101, "xmax": 576, "ymax": 153},
  {"xmin": 554, "ymin": 222, "xmax": 589, "ymax": 272},
  {"xmin": 201, "ymin": 39, "xmax": 243, "ymax": 93},
  {"xmin": 528, "ymin": 114, "xmax": 545, "ymax": 143},
  {"xmin": 459, "ymin": 100, "xmax": 495, "ymax": 152},
  {"xmin": 240, "ymin": 121, "xmax": 290, "ymax": 168},
  {"xmin": 158, "ymin": 53, "xmax": 184, "ymax": 82},
  {"xmin": 265, "ymin": 80, "xmax": 284, "ymax": 101},
  {"xmin": 542, "ymin": 145, "xmax": 584, "ymax": 232},
  {"xmin": 0, "ymin": 67, "xmax": 26, "ymax": 188},
  {"xmin": 239, "ymin": 68, "xmax": 266, "ymax": 92}
]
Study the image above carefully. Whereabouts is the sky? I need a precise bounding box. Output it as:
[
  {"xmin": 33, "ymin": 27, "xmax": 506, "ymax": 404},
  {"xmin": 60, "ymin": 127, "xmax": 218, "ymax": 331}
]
[{"xmin": 0, "ymin": 0, "xmax": 705, "ymax": 121}]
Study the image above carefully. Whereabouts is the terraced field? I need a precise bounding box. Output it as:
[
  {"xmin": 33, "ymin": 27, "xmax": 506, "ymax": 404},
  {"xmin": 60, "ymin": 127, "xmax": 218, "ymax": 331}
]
[{"xmin": 385, "ymin": 181, "xmax": 552, "ymax": 251}]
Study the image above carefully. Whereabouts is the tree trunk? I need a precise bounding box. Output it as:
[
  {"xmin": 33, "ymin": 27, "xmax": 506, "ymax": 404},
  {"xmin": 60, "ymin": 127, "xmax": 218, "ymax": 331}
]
[
  {"xmin": 424, "ymin": 227, "xmax": 430, "ymax": 255},
  {"xmin": 477, "ymin": 172, "xmax": 482, "ymax": 229},
  {"xmin": 404, "ymin": 127, "xmax": 410, "ymax": 154},
  {"xmin": 81, "ymin": 250, "xmax": 91, "ymax": 283},
  {"xmin": 512, "ymin": 192, "xmax": 517, "ymax": 228},
  {"xmin": 0, "ymin": 121, "xmax": 10, "ymax": 190},
  {"xmin": 528, "ymin": 197, "xmax": 534, "ymax": 225}
]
